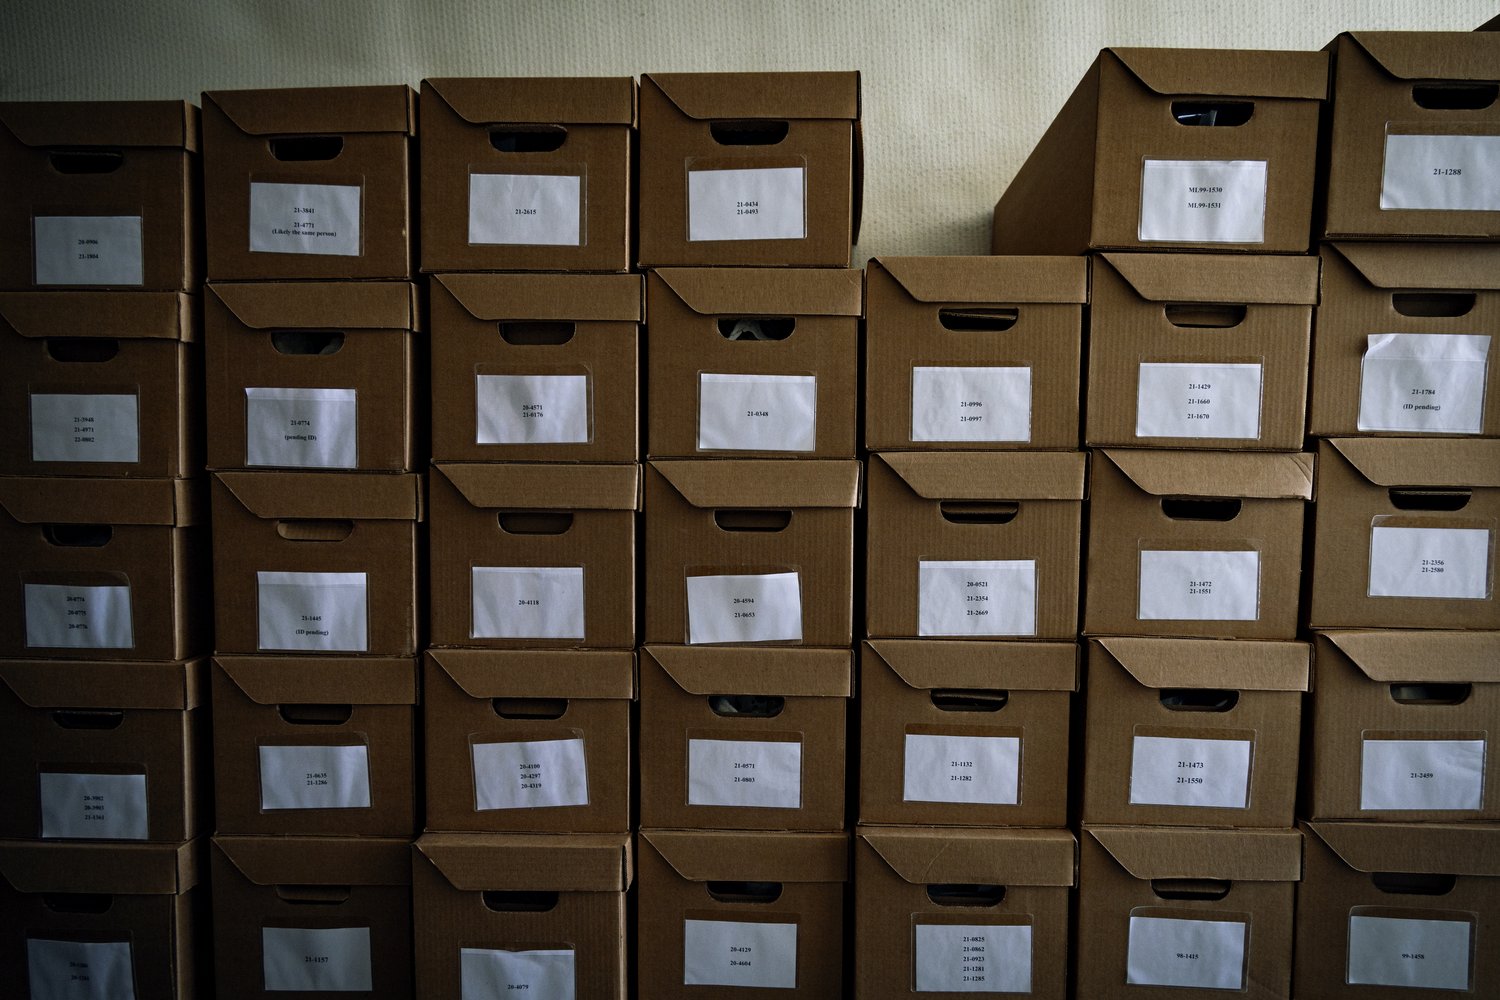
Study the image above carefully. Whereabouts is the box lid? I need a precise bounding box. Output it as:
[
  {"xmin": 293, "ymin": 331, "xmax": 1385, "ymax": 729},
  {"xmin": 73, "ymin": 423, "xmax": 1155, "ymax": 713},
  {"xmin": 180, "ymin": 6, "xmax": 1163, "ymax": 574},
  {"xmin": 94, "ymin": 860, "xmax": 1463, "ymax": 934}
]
[
  {"xmin": 0, "ymin": 99, "xmax": 198, "ymax": 150},
  {"xmin": 1, "ymin": 658, "xmax": 204, "ymax": 711},
  {"xmin": 214, "ymin": 471, "xmax": 423, "ymax": 521},
  {"xmin": 423, "ymin": 76, "xmax": 635, "ymax": 125},
  {"xmin": 1327, "ymin": 438, "xmax": 1500, "ymax": 488},
  {"xmin": 1341, "ymin": 31, "xmax": 1500, "ymax": 83},
  {"xmin": 1319, "ymin": 630, "xmax": 1500, "ymax": 685},
  {"xmin": 0, "ymin": 291, "xmax": 195, "ymax": 342},
  {"xmin": 873, "ymin": 256, "xmax": 1088, "ymax": 305},
  {"xmin": 860, "ymin": 826, "xmax": 1076, "ymax": 887},
  {"xmin": 654, "ymin": 268, "xmax": 862, "ymax": 317},
  {"xmin": 0, "ymin": 838, "xmax": 200, "ymax": 894},
  {"xmin": 434, "ymin": 462, "xmax": 640, "ymax": 511},
  {"xmin": 1308, "ymin": 822, "xmax": 1500, "ymax": 877},
  {"xmin": 415, "ymin": 832, "xmax": 631, "ymax": 892},
  {"xmin": 1328, "ymin": 243, "xmax": 1500, "ymax": 292},
  {"xmin": 1108, "ymin": 47, "xmax": 1328, "ymax": 100},
  {"xmin": 1087, "ymin": 825, "xmax": 1301, "ymax": 881},
  {"xmin": 209, "ymin": 281, "xmax": 419, "ymax": 332},
  {"xmin": 0, "ymin": 476, "xmax": 203, "ymax": 527},
  {"xmin": 204, "ymin": 85, "xmax": 415, "ymax": 136},
  {"xmin": 877, "ymin": 451, "xmax": 1087, "ymax": 501},
  {"xmin": 643, "ymin": 645, "xmax": 852, "ymax": 697},
  {"xmin": 435, "ymin": 272, "xmax": 642, "ymax": 322},
  {"xmin": 426, "ymin": 648, "xmax": 636, "ymax": 700},
  {"xmin": 865, "ymin": 640, "xmax": 1078, "ymax": 692},
  {"xmin": 645, "ymin": 72, "xmax": 859, "ymax": 121},
  {"xmin": 1101, "ymin": 450, "xmax": 1315, "ymax": 499},
  {"xmin": 1095, "ymin": 637, "xmax": 1310, "ymax": 691},
  {"xmin": 1101, "ymin": 253, "xmax": 1321, "ymax": 305},
  {"xmin": 643, "ymin": 829, "xmax": 847, "ymax": 883},
  {"xmin": 215, "ymin": 836, "xmax": 411, "ymax": 886},
  {"xmin": 651, "ymin": 459, "xmax": 861, "ymax": 509},
  {"xmin": 214, "ymin": 655, "xmax": 416, "ymax": 706}
]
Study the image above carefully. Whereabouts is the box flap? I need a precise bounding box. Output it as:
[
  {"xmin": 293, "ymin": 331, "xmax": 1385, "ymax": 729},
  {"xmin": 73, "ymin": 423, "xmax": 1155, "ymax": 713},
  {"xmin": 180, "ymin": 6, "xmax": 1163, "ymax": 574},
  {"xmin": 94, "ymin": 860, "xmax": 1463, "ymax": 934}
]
[
  {"xmin": 877, "ymin": 451, "xmax": 1087, "ymax": 501},
  {"xmin": 1328, "ymin": 243, "xmax": 1500, "ymax": 293},
  {"xmin": 1327, "ymin": 438, "xmax": 1500, "ymax": 488},
  {"xmin": 209, "ymin": 281, "xmax": 418, "ymax": 331},
  {"xmin": 643, "ymin": 830, "xmax": 847, "ymax": 883},
  {"xmin": 0, "ymin": 291, "xmax": 195, "ymax": 342},
  {"xmin": 1096, "ymin": 637, "xmax": 1310, "ymax": 691},
  {"xmin": 416, "ymin": 832, "xmax": 631, "ymax": 892},
  {"xmin": 655, "ymin": 268, "xmax": 862, "ymax": 317},
  {"xmin": 0, "ymin": 658, "xmax": 204, "ymax": 711},
  {"xmin": 0, "ymin": 476, "xmax": 202, "ymax": 527},
  {"xmin": 435, "ymin": 272, "xmax": 642, "ymax": 322},
  {"xmin": 651, "ymin": 459, "xmax": 861, "ymax": 509},
  {"xmin": 865, "ymin": 640, "xmax": 1078, "ymax": 693},
  {"xmin": 424, "ymin": 76, "xmax": 635, "ymax": 125},
  {"xmin": 645, "ymin": 71, "xmax": 859, "ymax": 120},
  {"xmin": 1101, "ymin": 450, "xmax": 1315, "ymax": 499},
  {"xmin": 874, "ymin": 256, "xmax": 1088, "ymax": 305},
  {"xmin": 0, "ymin": 99, "xmax": 197, "ymax": 150},
  {"xmin": 1109, "ymin": 47, "xmax": 1328, "ymax": 100},
  {"xmin": 204, "ymin": 86, "xmax": 415, "ymax": 136},
  {"xmin": 1087, "ymin": 826, "xmax": 1301, "ymax": 881},
  {"xmin": 1309, "ymin": 822, "xmax": 1500, "ymax": 877},
  {"xmin": 1320, "ymin": 631, "xmax": 1500, "ymax": 684},
  {"xmin": 1344, "ymin": 31, "xmax": 1500, "ymax": 83},
  {"xmin": 643, "ymin": 645, "xmax": 851, "ymax": 697},
  {"xmin": 426, "ymin": 648, "xmax": 636, "ymax": 700},
  {"xmin": 861, "ymin": 826, "xmax": 1075, "ymax": 887},
  {"xmin": 0, "ymin": 839, "xmax": 199, "ymax": 895},
  {"xmin": 214, "ymin": 471, "xmax": 422, "ymax": 521},
  {"xmin": 214, "ymin": 656, "xmax": 415, "ymax": 706},
  {"xmin": 434, "ymin": 462, "xmax": 640, "ymax": 511},
  {"xmin": 216, "ymin": 836, "xmax": 410, "ymax": 887},
  {"xmin": 1101, "ymin": 253, "xmax": 1320, "ymax": 306}
]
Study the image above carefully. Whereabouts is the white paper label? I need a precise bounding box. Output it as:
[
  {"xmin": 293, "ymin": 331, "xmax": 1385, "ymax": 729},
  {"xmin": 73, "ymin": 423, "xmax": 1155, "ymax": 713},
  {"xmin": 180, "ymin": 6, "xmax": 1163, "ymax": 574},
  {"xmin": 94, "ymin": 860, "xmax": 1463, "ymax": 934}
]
[
  {"xmin": 1381, "ymin": 134, "xmax": 1500, "ymax": 212},
  {"xmin": 685, "ymin": 572, "xmax": 802, "ymax": 644},
  {"xmin": 461, "ymin": 948, "xmax": 576, "ymax": 1000},
  {"xmin": 262, "ymin": 927, "xmax": 373, "ymax": 992},
  {"xmin": 1139, "ymin": 159, "xmax": 1268, "ymax": 243},
  {"xmin": 910, "ymin": 366, "xmax": 1031, "ymax": 444},
  {"xmin": 39, "ymin": 772, "xmax": 148, "ymax": 840},
  {"xmin": 471, "ymin": 567, "xmax": 586, "ymax": 640},
  {"xmin": 903, "ymin": 734, "xmax": 1020, "ymax": 805},
  {"xmin": 30, "ymin": 394, "xmax": 140, "ymax": 464},
  {"xmin": 1126, "ymin": 916, "xmax": 1247, "ymax": 989},
  {"xmin": 688, "ymin": 166, "xmax": 806, "ymax": 242},
  {"xmin": 475, "ymin": 374, "xmax": 590, "ymax": 445},
  {"xmin": 919, "ymin": 560, "xmax": 1036, "ymax": 637},
  {"xmin": 1368, "ymin": 526, "xmax": 1491, "ymax": 600},
  {"xmin": 27, "ymin": 939, "xmax": 136, "ymax": 1000},
  {"xmin": 1359, "ymin": 334, "xmax": 1491, "ymax": 434},
  {"xmin": 468, "ymin": 173, "xmax": 582, "ymax": 246},
  {"xmin": 25, "ymin": 584, "xmax": 134, "ymax": 650},
  {"xmin": 1361, "ymin": 739, "xmax": 1486, "ymax": 812},
  {"xmin": 1129, "ymin": 735, "xmax": 1253, "ymax": 809},
  {"xmin": 256, "ymin": 571, "xmax": 369, "ymax": 652},
  {"xmin": 683, "ymin": 919, "xmax": 797, "ymax": 989},
  {"xmin": 1138, "ymin": 550, "xmax": 1261, "ymax": 621},
  {"xmin": 914, "ymin": 923, "xmax": 1031, "ymax": 993},
  {"xmin": 472, "ymin": 738, "xmax": 589, "ymax": 811},
  {"xmin": 688, "ymin": 738, "xmax": 802, "ymax": 809},
  {"xmin": 259, "ymin": 744, "xmax": 371, "ymax": 811},
  {"xmin": 698, "ymin": 373, "xmax": 816, "ymax": 452},
  {"xmin": 33, "ymin": 216, "xmax": 144, "ymax": 286},
  {"xmin": 1136, "ymin": 363, "xmax": 1263, "ymax": 439},
  {"xmin": 245, "ymin": 387, "xmax": 357, "ymax": 468},
  {"xmin": 1348, "ymin": 915, "xmax": 1473, "ymax": 990},
  {"xmin": 249, "ymin": 182, "xmax": 361, "ymax": 256}
]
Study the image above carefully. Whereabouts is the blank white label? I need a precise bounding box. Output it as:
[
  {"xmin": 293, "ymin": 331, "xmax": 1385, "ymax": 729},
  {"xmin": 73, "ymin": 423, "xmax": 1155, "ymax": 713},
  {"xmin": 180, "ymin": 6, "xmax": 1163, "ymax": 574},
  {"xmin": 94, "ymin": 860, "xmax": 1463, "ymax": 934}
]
[
  {"xmin": 1136, "ymin": 363, "xmax": 1263, "ymax": 439},
  {"xmin": 1139, "ymin": 159, "xmax": 1267, "ymax": 244},
  {"xmin": 1138, "ymin": 550, "xmax": 1260, "ymax": 621},
  {"xmin": 471, "ymin": 567, "xmax": 586, "ymax": 640},
  {"xmin": 1361, "ymin": 739, "xmax": 1486, "ymax": 811},
  {"xmin": 473, "ymin": 738, "xmax": 589, "ymax": 811},
  {"xmin": 688, "ymin": 166, "xmax": 806, "ymax": 242},
  {"xmin": 914, "ymin": 923, "xmax": 1031, "ymax": 993},
  {"xmin": 1347, "ymin": 915, "xmax": 1473, "ymax": 990},
  {"xmin": 256, "ymin": 571, "xmax": 369, "ymax": 652},
  {"xmin": 1359, "ymin": 334, "xmax": 1490, "ymax": 434},
  {"xmin": 686, "ymin": 572, "xmax": 803, "ymax": 644},
  {"xmin": 33, "ymin": 215, "xmax": 144, "ymax": 286},
  {"xmin": 27, "ymin": 939, "xmax": 135, "ymax": 1000},
  {"xmin": 245, "ymin": 387, "xmax": 357, "ymax": 468},
  {"xmin": 461, "ymin": 948, "xmax": 575, "ymax": 1000},
  {"xmin": 249, "ymin": 182, "xmax": 361, "ymax": 256},
  {"xmin": 25, "ymin": 584, "xmax": 134, "ymax": 650},
  {"xmin": 1130, "ymin": 735, "xmax": 1253, "ymax": 809},
  {"xmin": 1381, "ymin": 134, "xmax": 1500, "ymax": 212},
  {"xmin": 30, "ymin": 394, "xmax": 140, "ymax": 464},
  {"xmin": 683, "ymin": 919, "xmax": 797, "ymax": 989},
  {"xmin": 1127, "ymin": 916, "xmax": 1247, "ymax": 989},
  {"xmin": 1368, "ymin": 526, "xmax": 1491, "ymax": 600},
  {"xmin": 259, "ymin": 744, "xmax": 371, "ymax": 811},
  {"xmin": 919, "ymin": 560, "xmax": 1037, "ymax": 637},
  {"xmin": 40, "ymin": 772, "xmax": 147, "ymax": 840},
  {"xmin": 698, "ymin": 373, "xmax": 816, "ymax": 452},
  {"xmin": 469, "ymin": 173, "xmax": 582, "ymax": 246},
  {"xmin": 688, "ymin": 738, "xmax": 802, "ymax": 809},
  {"xmin": 903, "ymin": 733, "xmax": 1020, "ymax": 805},
  {"xmin": 911, "ymin": 366, "xmax": 1031, "ymax": 443},
  {"xmin": 262, "ymin": 927, "xmax": 373, "ymax": 992},
  {"xmin": 475, "ymin": 374, "xmax": 590, "ymax": 445}
]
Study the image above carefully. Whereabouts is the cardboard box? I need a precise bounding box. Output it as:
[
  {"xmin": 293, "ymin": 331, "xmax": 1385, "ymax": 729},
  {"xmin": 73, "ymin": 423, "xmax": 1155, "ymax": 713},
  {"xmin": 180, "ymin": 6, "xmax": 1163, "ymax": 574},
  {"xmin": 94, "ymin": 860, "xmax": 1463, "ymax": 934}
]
[
  {"xmin": 1082, "ymin": 637, "xmax": 1308, "ymax": 828},
  {"xmin": 644, "ymin": 459, "xmax": 860, "ymax": 646},
  {"xmin": 211, "ymin": 656, "xmax": 416, "ymax": 837},
  {"xmin": 858, "ymin": 639, "xmax": 1076, "ymax": 828},
  {"xmin": 1307, "ymin": 438, "xmax": 1500, "ymax": 630},
  {"xmin": 1075, "ymin": 825, "xmax": 1300, "ymax": 999},
  {"xmin": 0, "ymin": 839, "xmax": 203, "ymax": 999},
  {"xmin": 0, "ymin": 477, "xmax": 207, "ymax": 661},
  {"xmin": 1086, "ymin": 253, "xmax": 1318, "ymax": 451},
  {"xmin": 211, "ymin": 836, "xmax": 411, "ymax": 999},
  {"xmin": 412, "ymin": 832, "xmax": 631, "ymax": 1000},
  {"xmin": 637, "ymin": 72, "xmax": 861, "ymax": 268},
  {"xmin": 992, "ymin": 48, "xmax": 1327, "ymax": 255},
  {"xmin": 428, "ymin": 463, "xmax": 637, "ymax": 649},
  {"xmin": 419, "ymin": 77, "xmax": 635, "ymax": 273},
  {"xmin": 866, "ymin": 452, "xmax": 1086, "ymax": 639},
  {"xmin": 205, "ymin": 281, "xmax": 420, "ymax": 472},
  {"xmin": 1084, "ymin": 449, "xmax": 1313, "ymax": 639},
  {"xmin": 1323, "ymin": 32, "xmax": 1500, "ymax": 241},
  {"xmin": 1308, "ymin": 243, "xmax": 1500, "ymax": 438},
  {"xmin": 863, "ymin": 256, "xmax": 1087, "ymax": 452},
  {"xmin": 1307, "ymin": 630, "xmax": 1500, "ymax": 822},
  {"xmin": 0, "ymin": 100, "xmax": 198, "ymax": 291},
  {"xmin": 637, "ymin": 829, "xmax": 846, "ymax": 997},
  {"xmin": 0, "ymin": 292, "xmax": 199, "ymax": 479},
  {"xmin": 430, "ymin": 273, "xmax": 641, "ymax": 464},
  {"xmin": 0, "ymin": 658, "xmax": 203, "ymax": 843},
  {"xmin": 639, "ymin": 645, "xmax": 850, "ymax": 832},
  {"xmin": 210, "ymin": 472, "xmax": 422, "ymax": 656},
  {"xmin": 423, "ymin": 648, "xmax": 634, "ymax": 834},
  {"xmin": 202, "ymin": 86, "xmax": 415, "ymax": 281},
  {"xmin": 854, "ymin": 826, "xmax": 1075, "ymax": 998},
  {"xmin": 646, "ymin": 268, "xmax": 860, "ymax": 460}
]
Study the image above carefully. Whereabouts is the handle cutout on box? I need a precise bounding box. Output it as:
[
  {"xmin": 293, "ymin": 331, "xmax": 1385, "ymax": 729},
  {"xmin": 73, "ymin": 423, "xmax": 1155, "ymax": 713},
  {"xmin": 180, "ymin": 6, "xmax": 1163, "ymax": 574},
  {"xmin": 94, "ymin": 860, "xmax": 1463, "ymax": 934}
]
[
  {"xmin": 1387, "ymin": 488, "xmax": 1471, "ymax": 512},
  {"xmin": 1392, "ymin": 292, "xmax": 1476, "ymax": 318},
  {"xmin": 709, "ymin": 120, "xmax": 790, "ymax": 146},
  {"xmin": 938, "ymin": 307, "xmax": 1019, "ymax": 332},
  {"xmin": 498, "ymin": 512, "xmax": 574, "ymax": 535},
  {"xmin": 1372, "ymin": 871, "xmax": 1457, "ymax": 896},
  {"xmin": 482, "ymin": 890, "xmax": 559, "ymax": 912},
  {"xmin": 1164, "ymin": 304, "xmax": 1247, "ymax": 329},
  {"xmin": 499, "ymin": 321, "xmax": 575, "ymax": 346},
  {"xmin": 1171, "ymin": 101, "xmax": 1254, "ymax": 127},
  {"xmin": 940, "ymin": 501, "xmax": 1018, "ymax": 525},
  {"xmin": 271, "ymin": 330, "xmax": 345, "ymax": 356},
  {"xmin": 1389, "ymin": 683, "xmax": 1472, "ymax": 706},
  {"xmin": 714, "ymin": 509, "xmax": 792, "ymax": 532},
  {"xmin": 488, "ymin": 125, "xmax": 568, "ymax": 153},
  {"xmin": 717, "ymin": 317, "xmax": 795, "ymax": 341},
  {"xmin": 276, "ymin": 519, "xmax": 354, "ymax": 542},
  {"xmin": 1151, "ymin": 878, "xmax": 1231, "ymax": 901},
  {"xmin": 42, "ymin": 893, "xmax": 113, "ymax": 914},
  {"xmin": 926, "ymin": 883, "xmax": 1006, "ymax": 907},
  {"xmin": 277, "ymin": 704, "xmax": 354, "ymax": 726},
  {"xmin": 42, "ymin": 524, "xmax": 112, "ymax": 547},
  {"xmin": 1160, "ymin": 498, "xmax": 1242, "ymax": 521},
  {"xmin": 492, "ymin": 697, "xmax": 569, "ymax": 720},
  {"xmin": 708, "ymin": 694, "xmax": 785, "ymax": 718},
  {"xmin": 268, "ymin": 136, "xmax": 344, "ymax": 161},
  {"xmin": 707, "ymin": 880, "xmax": 783, "ymax": 904},
  {"xmin": 274, "ymin": 885, "xmax": 352, "ymax": 904},
  {"xmin": 50, "ymin": 710, "xmax": 125, "ymax": 730},
  {"xmin": 1412, "ymin": 83, "xmax": 1498, "ymax": 111},
  {"xmin": 930, "ymin": 689, "xmax": 1009, "ymax": 713},
  {"xmin": 47, "ymin": 149, "xmax": 125, "ymax": 174},
  {"xmin": 45, "ymin": 338, "xmax": 119, "ymax": 363},
  {"xmin": 1159, "ymin": 688, "xmax": 1240, "ymax": 713}
]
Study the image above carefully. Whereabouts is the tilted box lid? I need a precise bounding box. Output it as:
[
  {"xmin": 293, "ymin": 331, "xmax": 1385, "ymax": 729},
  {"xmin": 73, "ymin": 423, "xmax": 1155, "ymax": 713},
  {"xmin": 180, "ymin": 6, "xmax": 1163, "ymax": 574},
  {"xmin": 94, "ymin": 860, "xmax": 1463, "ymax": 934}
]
[
  {"xmin": 643, "ymin": 645, "xmax": 851, "ymax": 698},
  {"xmin": 874, "ymin": 256, "xmax": 1088, "ymax": 305},
  {"xmin": 435, "ymin": 462, "xmax": 640, "ymax": 512},
  {"xmin": 861, "ymin": 826, "xmax": 1075, "ymax": 887},
  {"xmin": 877, "ymin": 451, "xmax": 1087, "ymax": 501},
  {"xmin": 865, "ymin": 639, "xmax": 1078, "ymax": 692},
  {"xmin": 0, "ymin": 476, "xmax": 203, "ymax": 527},
  {"xmin": 215, "ymin": 835, "xmax": 410, "ymax": 887},
  {"xmin": 1101, "ymin": 450, "xmax": 1315, "ymax": 499},
  {"xmin": 1327, "ymin": 438, "xmax": 1500, "ymax": 488},
  {"xmin": 1087, "ymin": 825, "xmax": 1302, "ymax": 881},
  {"xmin": 1095, "ymin": 637, "xmax": 1310, "ymax": 691},
  {"xmin": 1, "ymin": 658, "xmax": 204, "ymax": 711},
  {"xmin": 214, "ymin": 655, "xmax": 416, "ymax": 706},
  {"xmin": 1328, "ymin": 242, "xmax": 1500, "ymax": 292},
  {"xmin": 1340, "ymin": 31, "xmax": 1500, "ymax": 83},
  {"xmin": 0, "ymin": 99, "xmax": 198, "ymax": 150},
  {"xmin": 424, "ymin": 76, "xmax": 635, "ymax": 126},
  {"xmin": 214, "ymin": 471, "xmax": 423, "ymax": 521},
  {"xmin": 1308, "ymin": 821, "xmax": 1500, "ymax": 877},
  {"xmin": 0, "ymin": 291, "xmax": 195, "ymax": 342},
  {"xmin": 643, "ymin": 829, "xmax": 847, "ymax": 883},
  {"xmin": 1108, "ymin": 47, "xmax": 1329, "ymax": 100},
  {"xmin": 1101, "ymin": 253, "xmax": 1321, "ymax": 306},
  {"xmin": 0, "ymin": 838, "xmax": 200, "ymax": 895},
  {"xmin": 645, "ymin": 72, "xmax": 859, "ymax": 121},
  {"xmin": 654, "ymin": 268, "xmax": 862, "ymax": 317},
  {"xmin": 426, "ymin": 648, "xmax": 636, "ymax": 700},
  {"xmin": 1319, "ymin": 630, "xmax": 1500, "ymax": 685},
  {"xmin": 651, "ymin": 459, "xmax": 861, "ymax": 510},
  {"xmin": 209, "ymin": 281, "xmax": 418, "ymax": 332},
  {"xmin": 204, "ymin": 85, "xmax": 415, "ymax": 136},
  {"xmin": 415, "ymin": 832, "xmax": 631, "ymax": 892},
  {"xmin": 436, "ymin": 272, "xmax": 642, "ymax": 323}
]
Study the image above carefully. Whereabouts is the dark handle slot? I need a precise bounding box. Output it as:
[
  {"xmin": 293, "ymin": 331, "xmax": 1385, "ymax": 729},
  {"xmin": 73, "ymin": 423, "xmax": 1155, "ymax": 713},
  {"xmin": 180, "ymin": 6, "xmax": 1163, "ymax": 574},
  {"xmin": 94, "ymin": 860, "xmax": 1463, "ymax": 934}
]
[
  {"xmin": 1387, "ymin": 488, "xmax": 1471, "ymax": 512},
  {"xmin": 492, "ymin": 697, "xmax": 569, "ymax": 720},
  {"xmin": 47, "ymin": 148, "xmax": 126, "ymax": 174},
  {"xmin": 926, "ymin": 883, "xmax": 1006, "ymax": 907},
  {"xmin": 708, "ymin": 694, "xmax": 785, "ymax": 718},
  {"xmin": 709, "ymin": 120, "xmax": 790, "ymax": 146},
  {"xmin": 276, "ymin": 519, "xmax": 355, "ymax": 542},
  {"xmin": 1159, "ymin": 688, "xmax": 1240, "ymax": 712},
  {"xmin": 938, "ymin": 307, "xmax": 1019, "ymax": 332},
  {"xmin": 498, "ymin": 512, "xmax": 574, "ymax": 535},
  {"xmin": 1151, "ymin": 878, "xmax": 1231, "ymax": 901},
  {"xmin": 482, "ymin": 890, "xmax": 559, "ymax": 912},
  {"xmin": 488, "ymin": 125, "xmax": 568, "ymax": 153},
  {"xmin": 499, "ymin": 321, "xmax": 576, "ymax": 346},
  {"xmin": 276, "ymin": 704, "xmax": 354, "ymax": 725},
  {"xmin": 714, "ymin": 509, "xmax": 792, "ymax": 532},
  {"xmin": 1163, "ymin": 304, "xmax": 1247, "ymax": 329},
  {"xmin": 274, "ymin": 885, "xmax": 352, "ymax": 904},
  {"xmin": 1159, "ymin": 498, "xmax": 1242, "ymax": 521},
  {"xmin": 1372, "ymin": 871, "xmax": 1457, "ymax": 895},
  {"xmin": 930, "ymin": 689, "xmax": 1009, "ymax": 713},
  {"xmin": 717, "ymin": 317, "xmax": 796, "ymax": 341},
  {"xmin": 1171, "ymin": 101, "xmax": 1254, "ymax": 126},
  {"xmin": 1392, "ymin": 292, "xmax": 1476, "ymax": 319},
  {"xmin": 42, "ymin": 893, "xmax": 113, "ymax": 914},
  {"xmin": 268, "ymin": 136, "xmax": 344, "ymax": 161},
  {"xmin": 51, "ymin": 710, "xmax": 125, "ymax": 730},
  {"xmin": 707, "ymin": 880, "xmax": 783, "ymax": 903},
  {"xmin": 940, "ymin": 501, "xmax": 1019, "ymax": 525},
  {"xmin": 1390, "ymin": 683, "xmax": 1472, "ymax": 706},
  {"xmin": 1411, "ymin": 84, "xmax": 1498, "ymax": 111},
  {"xmin": 45, "ymin": 338, "xmax": 120, "ymax": 363},
  {"xmin": 270, "ymin": 330, "xmax": 345, "ymax": 356},
  {"xmin": 42, "ymin": 524, "xmax": 113, "ymax": 547}
]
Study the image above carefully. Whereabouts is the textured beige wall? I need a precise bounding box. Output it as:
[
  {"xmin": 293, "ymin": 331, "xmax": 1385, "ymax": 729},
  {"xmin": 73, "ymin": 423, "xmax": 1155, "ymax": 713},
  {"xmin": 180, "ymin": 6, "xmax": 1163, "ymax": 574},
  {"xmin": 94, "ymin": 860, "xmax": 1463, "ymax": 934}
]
[{"xmin": 0, "ymin": 0, "xmax": 1490, "ymax": 258}]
